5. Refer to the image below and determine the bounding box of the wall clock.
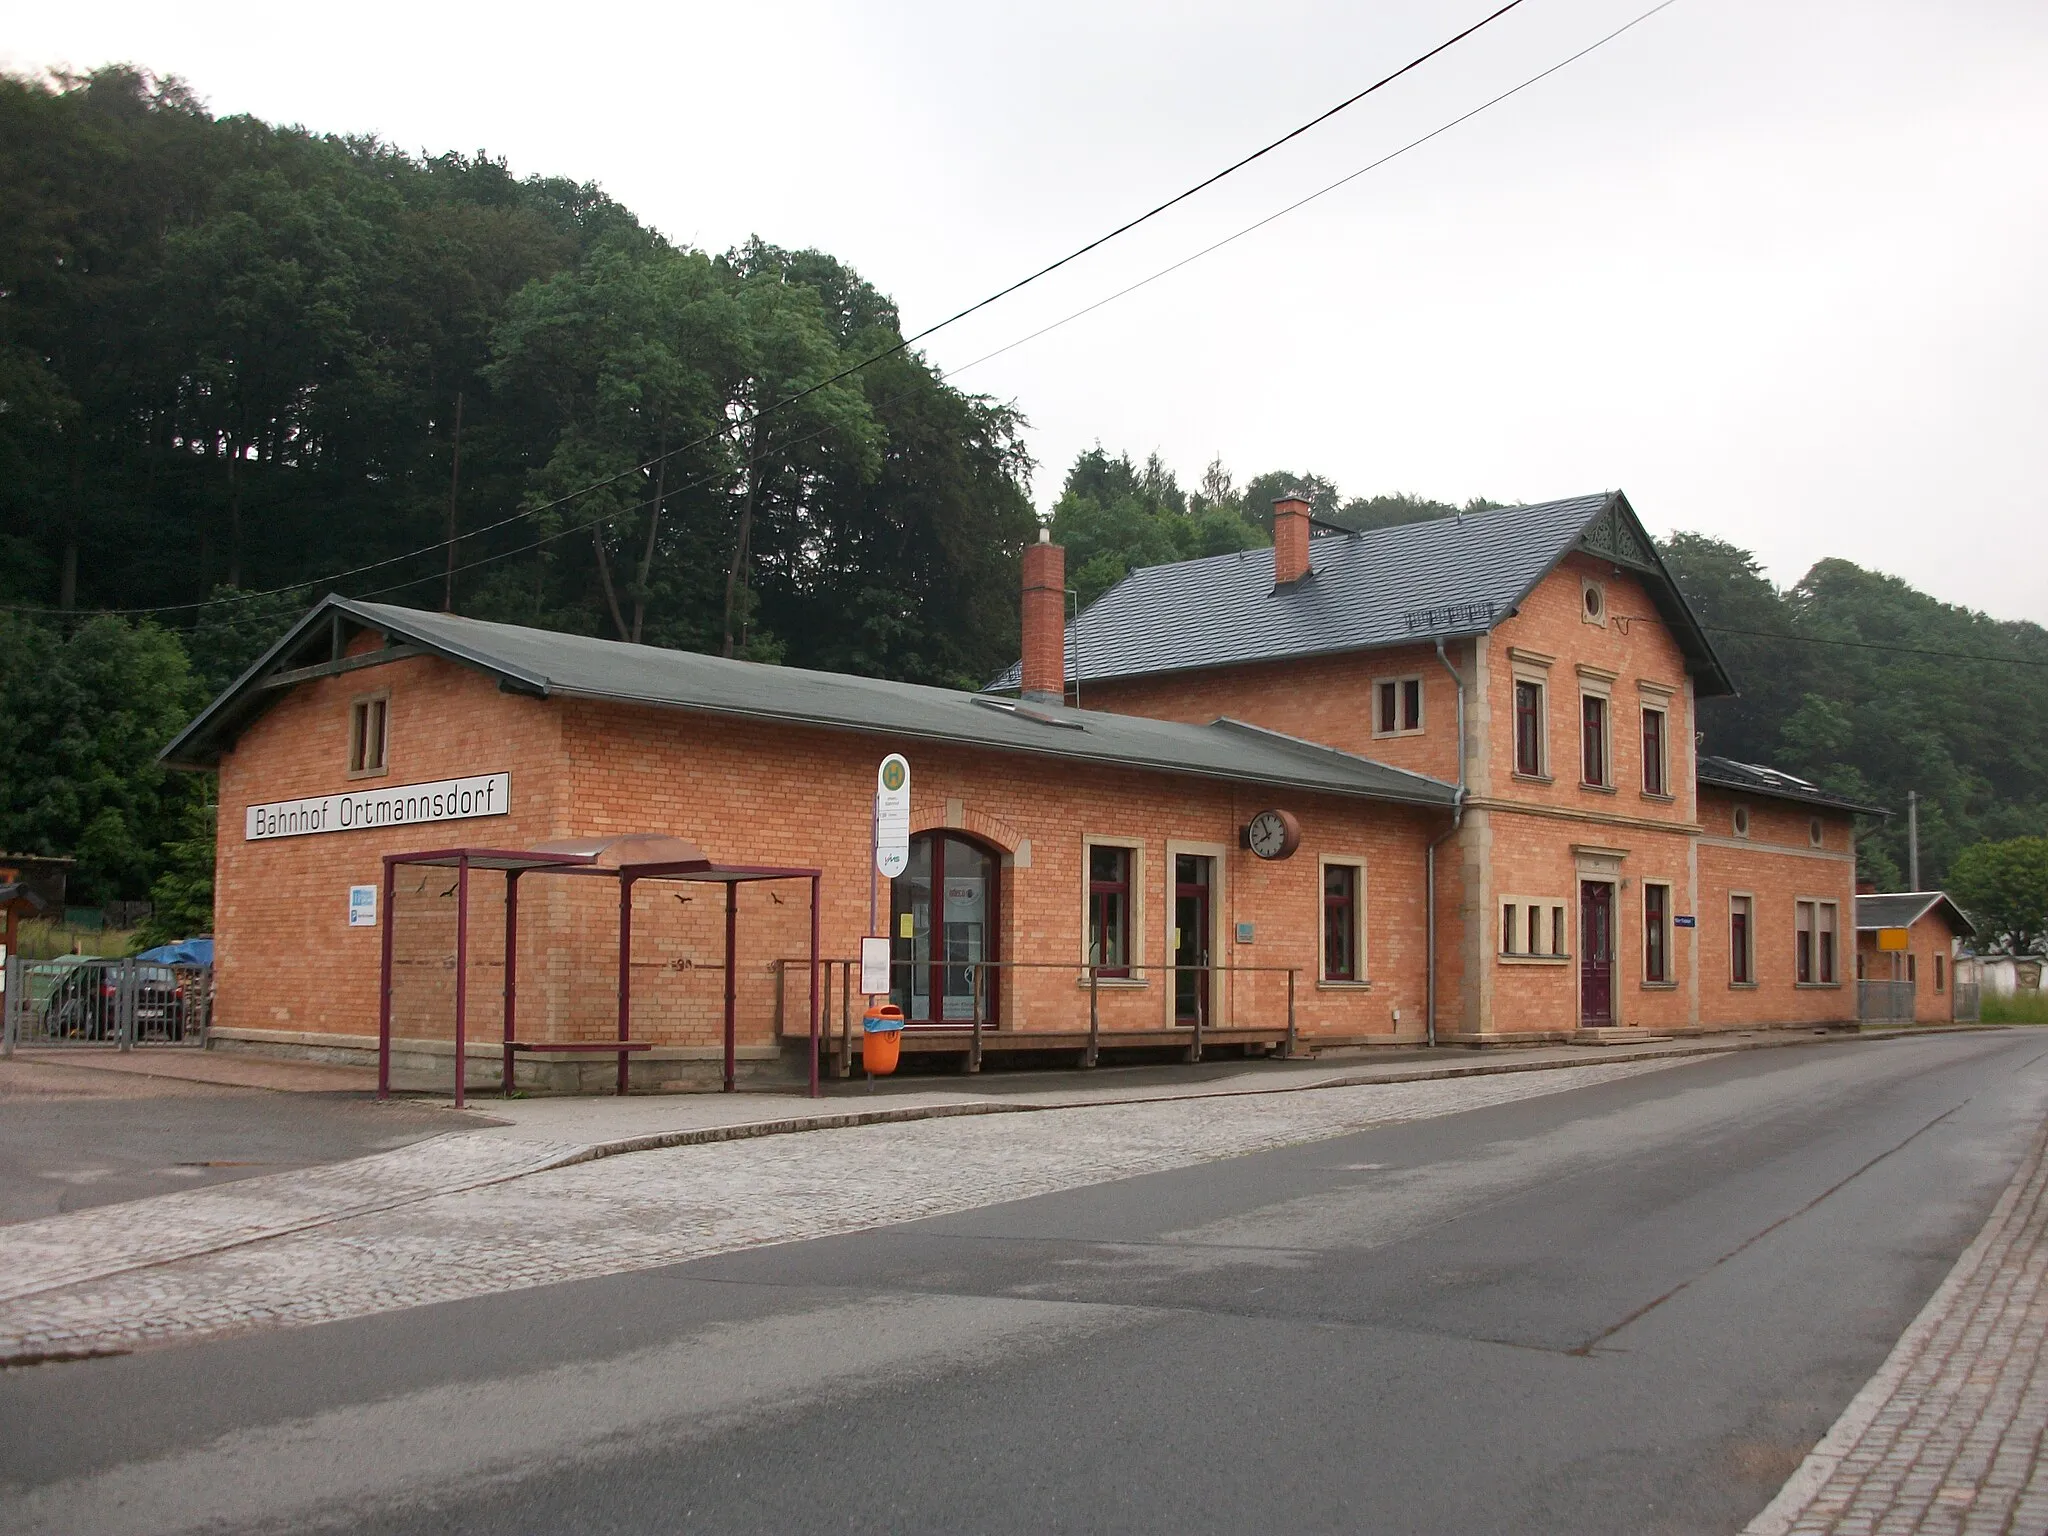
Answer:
[1243,809,1302,860]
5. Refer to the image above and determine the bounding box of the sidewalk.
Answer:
[1746,1120,2048,1535]
[5,1048,379,1095]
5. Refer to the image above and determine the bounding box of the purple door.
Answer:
[1580,881,1614,1026]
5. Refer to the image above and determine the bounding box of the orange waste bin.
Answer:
[862,1004,904,1075]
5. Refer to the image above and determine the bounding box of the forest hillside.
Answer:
[3,69,2041,908]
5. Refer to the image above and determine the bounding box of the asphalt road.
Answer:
[4,1031,2044,1535]
[0,1090,458,1223]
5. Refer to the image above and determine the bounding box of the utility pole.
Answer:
[1908,790,1920,891]
[443,392,464,613]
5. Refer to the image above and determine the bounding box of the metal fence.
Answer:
[1953,981,1982,1023]
[1857,979,1917,1025]
[1,956,213,1053]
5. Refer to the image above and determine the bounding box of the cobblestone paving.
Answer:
[1748,1125,2048,1536]
[0,1132,583,1313]
[0,1057,1682,1362]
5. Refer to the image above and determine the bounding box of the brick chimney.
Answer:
[1020,528,1066,705]
[1857,879,1878,895]
[1273,492,1311,585]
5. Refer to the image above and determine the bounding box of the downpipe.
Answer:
[1426,639,1469,1050]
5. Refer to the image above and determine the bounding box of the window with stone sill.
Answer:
[1581,693,1610,788]
[1087,844,1134,979]
[1514,679,1545,777]
[1501,897,1569,959]
[1730,894,1756,984]
[349,694,389,776]
[1374,677,1424,737]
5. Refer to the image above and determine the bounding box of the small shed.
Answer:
[1854,891,1975,1023]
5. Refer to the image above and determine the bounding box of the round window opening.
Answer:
[1810,817,1824,847]
[1733,805,1751,837]
[1584,584,1604,619]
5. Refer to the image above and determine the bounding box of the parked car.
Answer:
[35,956,116,1040]
[33,956,203,1042]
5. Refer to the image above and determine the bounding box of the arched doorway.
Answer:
[890,832,1001,1025]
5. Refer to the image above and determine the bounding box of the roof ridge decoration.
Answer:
[1577,497,1659,572]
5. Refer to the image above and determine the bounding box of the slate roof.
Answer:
[1696,755,1891,817]
[1855,892,1975,937]
[162,597,1457,808]
[990,491,1734,696]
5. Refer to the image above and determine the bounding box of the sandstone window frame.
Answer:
[1795,896,1841,987]
[1637,679,1675,802]
[1499,892,1570,965]
[347,690,390,779]
[1580,576,1608,628]
[1509,647,1555,782]
[1317,854,1370,987]
[1731,803,1751,839]
[1372,675,1425,739]
[1729,892,1758,987]
[1642,880,1674,987]
[1577,664,1618,793]
[1079,835,1147,988]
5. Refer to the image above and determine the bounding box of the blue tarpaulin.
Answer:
[135,938,213,966]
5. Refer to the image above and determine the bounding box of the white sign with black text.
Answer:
[860,935,893,996]
[245,773,511,841]
[874,754,911,878]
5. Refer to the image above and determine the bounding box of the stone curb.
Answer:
[1740,1114,2048,1534]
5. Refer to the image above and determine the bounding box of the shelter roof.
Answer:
[987,491,1734,696]
[1855,892,1976,937]
[385,837,811,883]
[163,598,1458,810]
[1696,755,1891,817]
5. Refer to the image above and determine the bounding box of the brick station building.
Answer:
[163,490,1888,1090]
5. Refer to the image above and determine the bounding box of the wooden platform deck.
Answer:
[780,1022,1293,1075]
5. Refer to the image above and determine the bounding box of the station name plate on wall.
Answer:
[245,773,511,841]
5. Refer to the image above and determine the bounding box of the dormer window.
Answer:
[1374,676,1423,737]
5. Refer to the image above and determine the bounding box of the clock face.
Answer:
[1247,810,1300,860]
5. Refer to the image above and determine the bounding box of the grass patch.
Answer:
[1982,992,2048,1025]
[10,920,141,961]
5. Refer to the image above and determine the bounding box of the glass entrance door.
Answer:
[890,834,999,1025]
[1174,854,1213,1025]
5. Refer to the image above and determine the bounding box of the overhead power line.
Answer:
[941,0,1689,375]
[336,0,1698,610]
[3,1,1537,620]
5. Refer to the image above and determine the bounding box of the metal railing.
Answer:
[1,956,214,1054]
[774,957,1301,1075]
[1857,978,1917,1025]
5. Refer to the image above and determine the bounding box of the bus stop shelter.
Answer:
[374,834,823,1107]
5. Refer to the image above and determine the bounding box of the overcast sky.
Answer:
[7,0,2044,621]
